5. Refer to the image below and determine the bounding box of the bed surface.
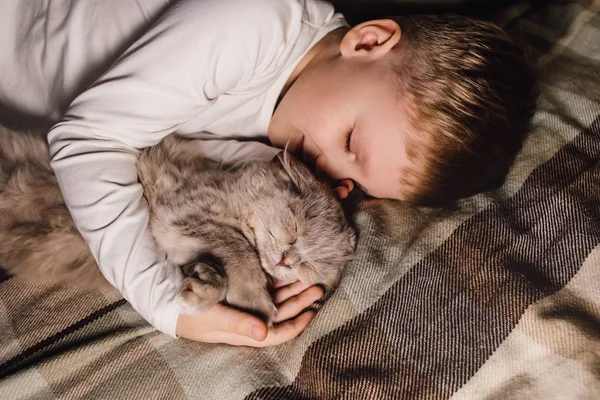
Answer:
[1,0,600,398]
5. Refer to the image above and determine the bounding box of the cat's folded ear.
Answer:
[273,151,313,189]
[240,215,257,247]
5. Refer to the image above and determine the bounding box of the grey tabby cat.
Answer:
[0,126,356,324]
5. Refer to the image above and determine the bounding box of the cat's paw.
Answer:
[253,294,278,327]
[226,287,277,326]
[179,261,227,315]
[264,301,278,327]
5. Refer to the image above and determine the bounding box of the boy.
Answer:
[0,0,536,346]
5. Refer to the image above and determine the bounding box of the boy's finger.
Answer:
[273,279,293,289]
[262,310,315,346]
[195,331,258,345]
[334,179,354,200]
[209,304,269,341]
[199,311,316,347]
[273,280,311,304]
[178,304,268,341]
[274,285,324,323]
[340,179,354,192]
[334,186,349,200]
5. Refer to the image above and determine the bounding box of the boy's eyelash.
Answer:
[345,128,353,152]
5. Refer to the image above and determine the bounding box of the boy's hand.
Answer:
[334,179,354,200]
[175,281,323,346]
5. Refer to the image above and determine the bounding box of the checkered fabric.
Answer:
[1,1,599,398]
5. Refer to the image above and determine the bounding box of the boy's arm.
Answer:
[47,0,276,336]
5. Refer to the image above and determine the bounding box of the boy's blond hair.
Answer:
[389,15,537,206]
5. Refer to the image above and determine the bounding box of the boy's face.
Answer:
[268,55,410,200]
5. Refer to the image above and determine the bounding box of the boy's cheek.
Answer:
[313,157,332,178]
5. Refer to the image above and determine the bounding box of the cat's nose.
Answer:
[277,256,292,268]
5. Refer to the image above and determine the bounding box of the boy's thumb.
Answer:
[217,305,267,341]
[248,324,268,341]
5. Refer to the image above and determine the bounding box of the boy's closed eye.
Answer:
[344,126,359,163]
[344,127,353,153]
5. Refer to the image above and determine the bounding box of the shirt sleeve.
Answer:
[47,0,287,337]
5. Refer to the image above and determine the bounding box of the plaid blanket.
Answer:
[1,1,600,398]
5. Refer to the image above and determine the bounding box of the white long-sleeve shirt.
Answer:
[0,0,347,337]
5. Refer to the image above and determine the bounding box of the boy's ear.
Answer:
[340,19,401,59]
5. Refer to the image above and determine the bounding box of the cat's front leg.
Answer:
[224,258,278,326]
[174,226,277,325]
[179,257,228,315]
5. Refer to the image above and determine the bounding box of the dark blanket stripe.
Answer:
[248,116,600,400]
[0,267,11,284]
[0,299,127,379]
